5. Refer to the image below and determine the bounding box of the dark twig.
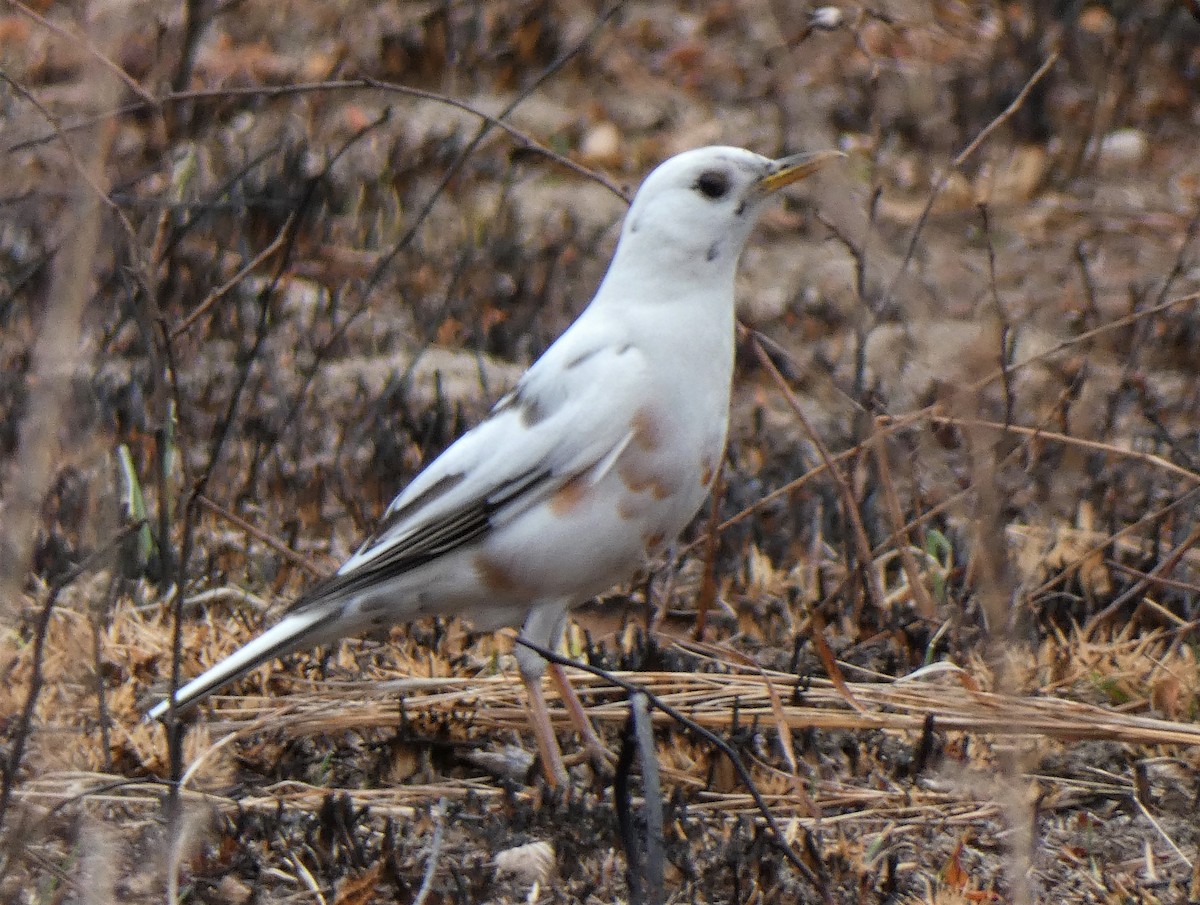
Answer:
[1083,524,1200,640]
[0,522,144,830]
[693,460,724,641]
[879,50,1060,314]
[0,586,62,829]
[195,494,330,578]
[169,216,295,339]
[615,692,664,905]
[748,331,887,613]
[516,639,832,905]
[976,203,1015,428]
[5,79,630,203]
[163,157,322,822]
[4,0,156,104]
[360,2,627,303]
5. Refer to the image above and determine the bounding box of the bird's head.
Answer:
[613,145,843,277]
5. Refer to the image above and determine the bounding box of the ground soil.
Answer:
[2,1,1200,903]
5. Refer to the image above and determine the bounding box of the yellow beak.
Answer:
[756,149,845,195]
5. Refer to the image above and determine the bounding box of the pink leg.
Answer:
[521,670,568,787]
[548,661,613,769]
[517,601,614,784]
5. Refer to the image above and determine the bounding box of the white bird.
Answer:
[149,145,841,785]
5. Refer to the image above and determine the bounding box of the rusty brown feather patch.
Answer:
[548,473,590,516]
[630,407,662,452]
[473,554,522,595]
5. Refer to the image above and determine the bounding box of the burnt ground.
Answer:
[3,1,1200,902]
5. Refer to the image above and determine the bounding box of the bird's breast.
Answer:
[610,396,728,549]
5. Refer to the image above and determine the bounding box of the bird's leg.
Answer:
[518,602,613,783]
[518,657,568,787]
[547,660,613,773]
[516,603,571,787]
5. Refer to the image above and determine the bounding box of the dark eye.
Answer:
[694,170,730,199]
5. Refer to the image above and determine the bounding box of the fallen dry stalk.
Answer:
[13,769,1003,825]
[21,658,1200,825]
[924,415,1200,486]
[176,662,1200,750]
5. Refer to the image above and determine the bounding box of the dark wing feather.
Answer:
[289,466,550,612]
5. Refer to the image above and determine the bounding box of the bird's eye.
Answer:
[694,170,730,199]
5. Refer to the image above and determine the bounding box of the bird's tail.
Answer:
[145,604,346,722]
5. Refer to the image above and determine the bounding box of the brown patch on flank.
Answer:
[549,474,589,516]
[642,530,665,551]
[699,458,715,488]
[631,407,662,452]
[619,465,650,494]
[474,554,520,594]
[619,463,673,500]
[618,497,639,520]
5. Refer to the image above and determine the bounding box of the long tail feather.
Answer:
[146,605,345,721]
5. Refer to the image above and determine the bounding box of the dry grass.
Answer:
[3,0,1200,902]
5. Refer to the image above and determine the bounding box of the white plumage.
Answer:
[149,145,841,785]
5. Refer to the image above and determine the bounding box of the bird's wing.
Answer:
[295,331,649,608]
[146,332,649,721]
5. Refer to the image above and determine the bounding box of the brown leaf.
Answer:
[1151,674,1182,719]
[333,864,383,905]
[942,836,969,888]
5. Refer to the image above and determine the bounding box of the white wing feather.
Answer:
[337,324,647,577]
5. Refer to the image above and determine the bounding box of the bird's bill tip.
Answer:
[757,149,845,194]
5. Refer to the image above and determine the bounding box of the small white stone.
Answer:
[1096,128,1148,166]
[215,875,254,905]
[494,840,555,886]
[810,6,844,29]
[580,121,623,168]
[462,744,536,782]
